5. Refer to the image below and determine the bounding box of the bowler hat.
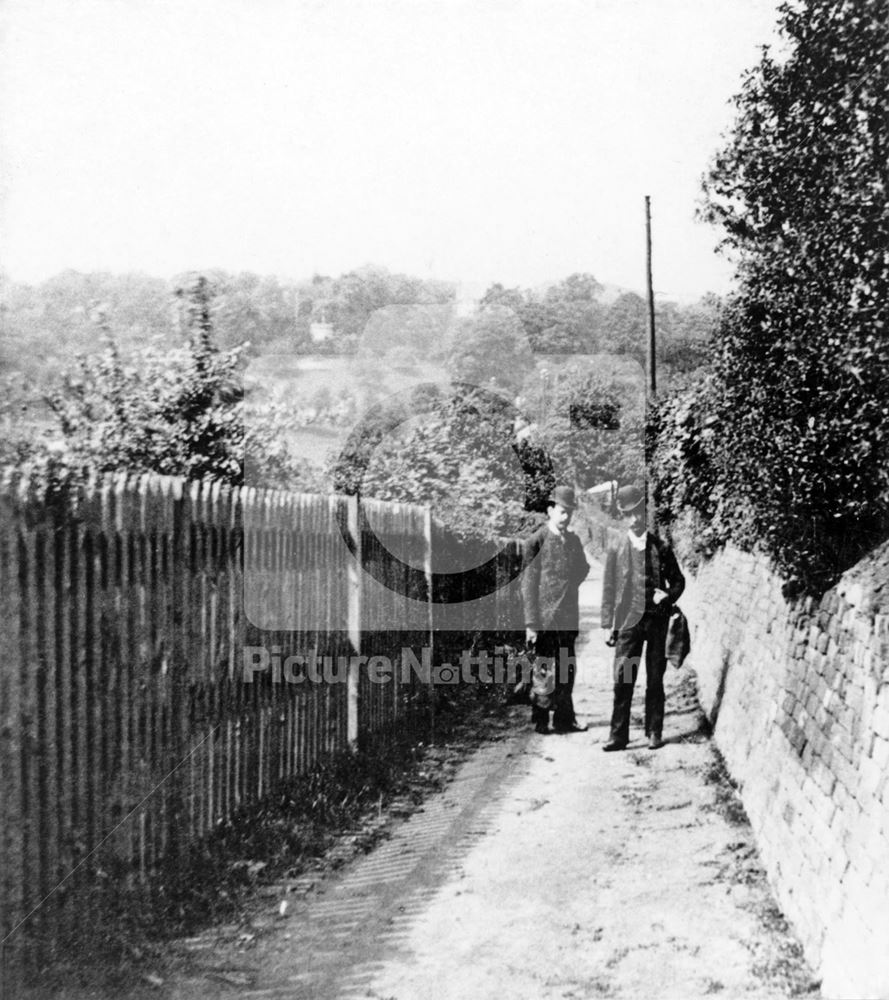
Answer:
[548,485,577,510]
[615,484,644,514]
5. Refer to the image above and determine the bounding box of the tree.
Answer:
[659,0,889,588]
[601,292,647,363]
[658,295,719,383]
[206,271,303,353]
[549,273,603,304]
[357,303,453,366]
[478,274,605,355]
[337,384,539,539]
[324,266,456,353]
[446,307,535,397]
[538,364,646,490]
[41,273,319,492]
[0,270,174,394]
[479,283,526,314]
[47,275,246,482]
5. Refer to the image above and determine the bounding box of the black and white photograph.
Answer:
[1,1,887,997]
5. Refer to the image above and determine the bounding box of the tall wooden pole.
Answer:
[645,196,657,399]
[644,196,657,528]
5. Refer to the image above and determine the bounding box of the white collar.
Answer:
[546,522,566,538]
[627,528,648,551]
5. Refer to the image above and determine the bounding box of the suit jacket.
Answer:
[521,525,590,633]
[600,532,685,632]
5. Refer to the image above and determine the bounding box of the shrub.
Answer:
[27,274,320,494]
[655,0,889,590]
[332,384,543,539]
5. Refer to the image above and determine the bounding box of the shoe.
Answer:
[534,724,550,735]
[554,723,588,734]
[602,740,627,752]
[648,733,663,750]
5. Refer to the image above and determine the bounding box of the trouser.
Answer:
[609,612,668,743]
[530,631,577,731]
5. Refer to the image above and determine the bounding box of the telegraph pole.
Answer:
[644,196,657,528]
[645,195,657,399]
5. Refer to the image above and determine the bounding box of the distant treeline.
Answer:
[0,265,717,392]
[476,277,716,377]
[0,265,720,537]
[0,267,455,381]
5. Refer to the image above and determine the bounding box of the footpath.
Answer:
[92,560,820,1000]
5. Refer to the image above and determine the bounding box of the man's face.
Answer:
[548,502,572,532]
[622,505,646,533]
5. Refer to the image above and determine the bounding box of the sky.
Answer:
[0,0,783,301]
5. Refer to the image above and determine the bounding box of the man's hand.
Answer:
[604,627,617,647]
[653,588,669,605]
[525,627,538,646]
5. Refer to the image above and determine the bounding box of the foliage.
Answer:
[193,270,306,353]
[655,0,889,589]
[243,406,332,493]
[45,276,246,483]
[303,266,456,354]
[0,371,51,465]
[0,270,173,397]
[331,294,654,536]
[481,274,603,355]
[0,266,456,417]
[540,363,647,490]
[32,274,321,492]
[1,262,716,514]
[332,384,543,538]
[2,265,713,475]
[650,384,727,567]
[446,307,535,396]
[478,274,716,380]
[601,291,647,362]
[357,303,453,367]
[656,294,720,378]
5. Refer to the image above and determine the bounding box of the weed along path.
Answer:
[77,562,818,1000]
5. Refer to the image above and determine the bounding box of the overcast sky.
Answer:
[1,0,782,300]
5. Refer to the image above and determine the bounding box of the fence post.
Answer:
[424,507,435,742]
[346,494,361,748]
[0,483,24,991]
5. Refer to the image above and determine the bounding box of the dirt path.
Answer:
[95,561,819,1000]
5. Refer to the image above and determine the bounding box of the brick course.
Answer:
[681,540,889,1000]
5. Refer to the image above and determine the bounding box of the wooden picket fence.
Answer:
[0,470,526,987]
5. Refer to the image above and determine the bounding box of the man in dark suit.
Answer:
[601,484,685,751]
[522,485,590,734]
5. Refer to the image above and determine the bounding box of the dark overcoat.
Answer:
[521,525,590,633]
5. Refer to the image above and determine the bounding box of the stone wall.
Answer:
[681,541,889,999]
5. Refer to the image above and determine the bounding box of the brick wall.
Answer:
[681,541,889,1000]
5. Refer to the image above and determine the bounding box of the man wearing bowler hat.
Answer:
[522,485,590,734]
[601,483,685,751]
